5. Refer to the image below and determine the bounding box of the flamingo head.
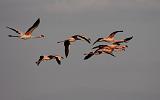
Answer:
[40,34,45,38]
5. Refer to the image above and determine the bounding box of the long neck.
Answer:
[114,39,124,43]
[31,35,43,39]
[8,35,19,37]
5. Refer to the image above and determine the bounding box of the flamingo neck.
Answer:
[31,35,44,39]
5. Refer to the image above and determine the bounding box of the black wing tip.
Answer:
[92,46,99,49]
[65,53,68,58]
[65,47,69,58]
[92,45,107,49]
[92,42,96,45]
[84,56,92,60]
[56,61,61,65]
[129,36,133,40]
[92,45,101,49]
[8,35,12,37]
[112,30,123,33]
[37,18,40,21]
[37,18,40,23]
[92,38,100,45]
[84,52,94,60]
[77,35,91,44]
[64,40,70,58]
[55,57,62,65]
[37,18,40,22]
[34,18,40,25]
[115,30,123,32]
[84,56,89,60]
[35,61,40,66]
[58,62,61,65]
[124,36,133,42]
[86,38,91,43]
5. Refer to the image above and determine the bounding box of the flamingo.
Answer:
[6,18,45,40]
[57,34,91,57]
[109,36,133,51]
[92,43,128,52]
[84,45,115,60]
[35,55,64,66]
[93,31,123,45]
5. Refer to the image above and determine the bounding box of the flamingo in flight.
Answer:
[93,31,133,45]
[57,34,91,58]
[36,55,64,66]
[109,36,133,51]
[6,18,45,40]
[93,31,123,45]
[89,36,133,59]
[84,45,115,60]
[92,43,128,53]
[92,35,133,52]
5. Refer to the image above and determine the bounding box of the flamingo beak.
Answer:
[41,35,45,38]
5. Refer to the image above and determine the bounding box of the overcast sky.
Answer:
[1,0,160,100]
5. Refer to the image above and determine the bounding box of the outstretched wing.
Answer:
[6,26,21,34]
[92,45,109,49]
[64,40,70,58]
[113,36,133,44]
[112,41,123,45]
[77,35,91,44]
[84,52,94,60]
[55,57,61,65]
[92,38,103,45]
[124,36,133,43]
[36,56,43,66]
[107,31,123,38]
[25,18,40,35]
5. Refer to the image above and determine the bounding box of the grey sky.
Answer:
[1,0,160,100]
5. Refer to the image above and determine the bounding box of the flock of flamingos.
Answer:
[6,18,133,66]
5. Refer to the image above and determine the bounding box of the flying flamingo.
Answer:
[57,34,91,57]
[36,55,64,66]
[84,45,115,60]
[7,18,45,40]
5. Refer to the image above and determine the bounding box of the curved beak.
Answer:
[41,34,45,38]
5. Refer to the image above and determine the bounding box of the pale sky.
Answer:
[1,0,160,100]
